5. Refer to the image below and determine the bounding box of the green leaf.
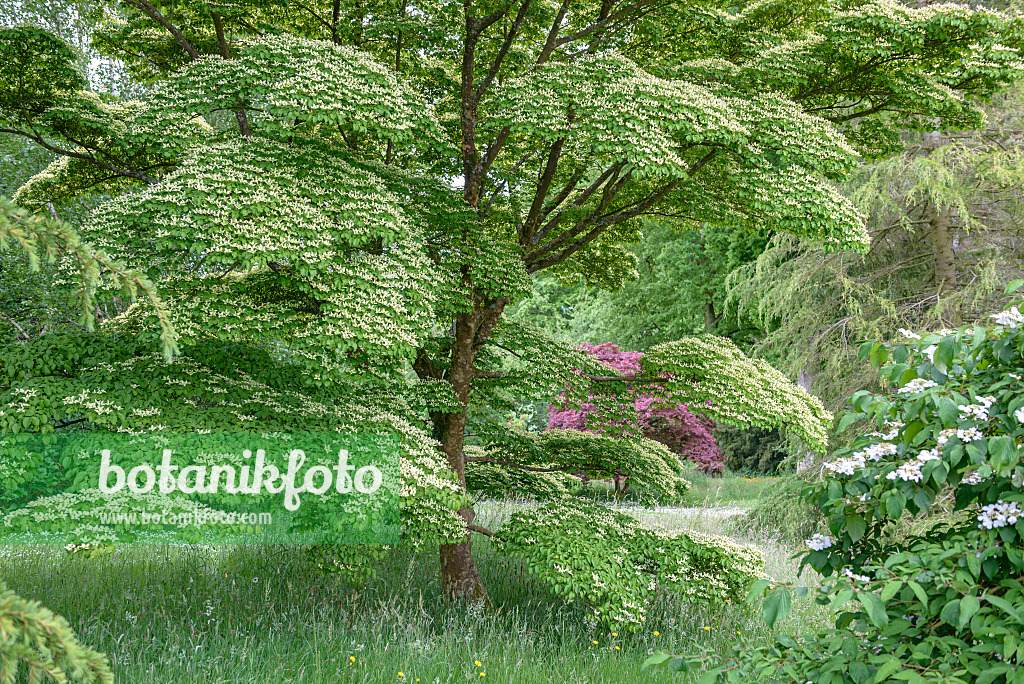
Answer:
[641,653,672,670]
[907,581,928,608]
[762,587,792,628]
[847,515,867,542]
[880,581,903,602]
[885,491,906,519]
[837,412,866,433]
[667,658,690,672]
[932,336,958,373]
[857,591,889,628]
[746,578,771,603]
[938,397,959,426]
[695,669,722,684]
[873,659,903,682]
[958,595,979,629]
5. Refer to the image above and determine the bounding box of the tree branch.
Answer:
[537,0,571,64]
[554,0,660,48]
[0,128,158,185]
[211,12,252,137]
[519,137,565,244]
[121,0,200,60]
[530,161,623,246]
[473,0,534,103]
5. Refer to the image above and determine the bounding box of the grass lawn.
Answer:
[0,498,824,683]
[581,470,779,509]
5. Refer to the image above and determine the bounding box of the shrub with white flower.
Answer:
[653,288,1024,683]
[496,498,765,629]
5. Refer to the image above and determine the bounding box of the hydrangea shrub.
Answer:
[646,295,1024,682]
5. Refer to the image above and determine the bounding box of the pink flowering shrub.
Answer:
[547,343,724,473]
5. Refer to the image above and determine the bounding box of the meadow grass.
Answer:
[0,501,828,683]
[581,470,779,509]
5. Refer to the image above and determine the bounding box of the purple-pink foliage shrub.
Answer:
[547,342,724,474]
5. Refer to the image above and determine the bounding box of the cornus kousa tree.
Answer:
[648,289,1024,681]
[1,0,1022,608]
[547,343,725,475]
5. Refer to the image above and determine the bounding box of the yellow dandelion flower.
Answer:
[704,626,710,631]
[611,632,617,637]
[350,656,356,663]
[480,673,486,677]
[653,631,660,636]
[592,640,599,645]
[614,646,620,651]
[475,661,481,667]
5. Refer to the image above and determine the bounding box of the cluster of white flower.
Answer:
[937,428,957,446]
[977,501,1021,529]
[956,427,984,442]
[829,441,899,475]
[842,568,871,583]
[862,442,898,461]
[959,396,995,421]
[962,470,987,485]
[805,533,833,551]
[825,453,865,475]
[990,307,1024,328]
[1015,407,1024,424]
[897,328,921,340]
[887,462,923,482]
[885,448,940,482]
[898,378,937,394]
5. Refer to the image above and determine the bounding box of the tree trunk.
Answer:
[425,300,508,600]
[920,125,956,293]
[704,297,719,333]
[925,199,956,293]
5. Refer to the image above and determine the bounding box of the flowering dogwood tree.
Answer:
[1,0,1022,605]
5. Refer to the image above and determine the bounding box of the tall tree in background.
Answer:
[726,81,1024,408]
[1,0,1021,601]
[507,222,769,349]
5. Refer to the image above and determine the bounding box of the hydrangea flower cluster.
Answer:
[773,314,1024,682]
[989,306,1023,327]
[958,396,995,421]
[805,533,833,551]
[961,470,987,485]
[897,377,937,394]
[977,500,1021,529]
[824,440,898,475]
[884,448,940,483]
